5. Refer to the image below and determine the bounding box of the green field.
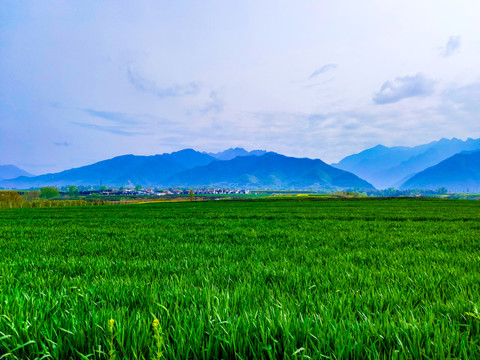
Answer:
[1,198,480,359]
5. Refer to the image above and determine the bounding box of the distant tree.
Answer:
[119,186,125,191]
[435,187,448,194]
[24,190,40,201]
[0,191,24,208]
[40,186,59,199]
[68,186,79,197]
[135,184,142,191]
[189,189,195,201]
[381,188,398,197]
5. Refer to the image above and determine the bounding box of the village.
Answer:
[77,188,251,197]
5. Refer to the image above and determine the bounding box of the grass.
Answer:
[0,198,479,359]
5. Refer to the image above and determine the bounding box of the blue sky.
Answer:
[1,0,480,174]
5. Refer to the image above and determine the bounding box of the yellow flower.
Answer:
[108,319,115,333]
[152,318,164,359]
[107,319,116,360]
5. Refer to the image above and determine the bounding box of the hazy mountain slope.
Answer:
[334,138,480,188]
[0,149,216,188]
[206,148,267,160]
[0,165,33,180]
[163,149,217,166]
[0,150,374,190]
[168,152,374,190]
[401,151,480,192]
[115,149,215,186]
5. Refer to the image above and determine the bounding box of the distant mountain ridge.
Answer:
[0,149,373,190]
[401,150,480,192]
[0,165,33,180]
[0,149,215,188]
[333,137,480,189]
[6,139,479,191]
[205,147,267,160]
[168,152,374,190]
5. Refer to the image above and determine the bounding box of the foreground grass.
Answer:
[0,198,480,359]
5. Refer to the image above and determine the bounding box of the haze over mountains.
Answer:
[168,152,373,190]
[401,150,480,192]
[0,149,214,188]
[205,148,267,161]
[333,138,480,189]
[0,165,33,180]
[2,138,480,192]
[0,149,373,191]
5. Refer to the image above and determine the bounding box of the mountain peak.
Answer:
[168,151,374,190]
[206,148,267,161]
[401,150,480,192]
[334,137,480,189]
[0,165,34,180]
[0,149,373,190]
[170,148,198,155]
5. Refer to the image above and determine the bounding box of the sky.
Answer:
[1,0,480,174]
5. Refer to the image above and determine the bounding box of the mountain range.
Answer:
[168,152,373,190]
[333,137,480,189]
[0,149,373,190]
[0,165,33,180]
[3,138,480,192]
[0,149,213,188]
[401,150,480,192]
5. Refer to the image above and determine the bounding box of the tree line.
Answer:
[0,186,107,208]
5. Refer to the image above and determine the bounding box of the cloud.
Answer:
[127,67,202,98]
[77,108,175,137]
[441,35,461,57]
[84,109,140,125]
[72,122,145,136]
[54,141,69,147]
[308,64,337,79]
[201,91,224,114]
[373,73,435,105]
[442,81,480,115]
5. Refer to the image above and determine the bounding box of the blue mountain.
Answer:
[333,138,480,189]
[401,151,480,192]
[0,150,374,190]
[0,165,33,180]
[167,152,374,190]
[0,149,215,188]
[205,147,267,160]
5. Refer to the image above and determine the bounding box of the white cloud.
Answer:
[308,64,337,79]
[441,35,461,57]
[127,67,202,99]
[373,74,435,105]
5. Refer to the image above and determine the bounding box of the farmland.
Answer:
[1,198,480,359]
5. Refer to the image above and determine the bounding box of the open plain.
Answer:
[1,198,479,359]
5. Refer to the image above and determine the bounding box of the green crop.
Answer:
[0,198,479,359]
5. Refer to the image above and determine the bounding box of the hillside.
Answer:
[333,138,480,188]
[167,152,374,190]
[1,150,374,190]
[401,151,480,192]
[0,165,33,180]
[0,149,215,188]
